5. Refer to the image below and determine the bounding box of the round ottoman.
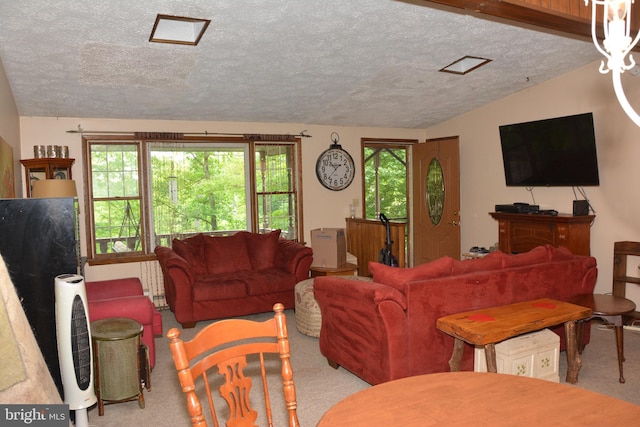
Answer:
[295,279,321,337]
[294,275,373,337]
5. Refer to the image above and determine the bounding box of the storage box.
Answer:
[474,328,560,382]
[311,228,346,268]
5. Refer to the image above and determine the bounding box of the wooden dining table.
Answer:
[316,372,640,426]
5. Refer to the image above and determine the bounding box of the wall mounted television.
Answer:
[499,112,600,186]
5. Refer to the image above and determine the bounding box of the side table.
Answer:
[91,317,148,415]
[310,262,358,277]
[571,293,636,383]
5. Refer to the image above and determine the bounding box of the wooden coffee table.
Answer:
[436,298,592,383]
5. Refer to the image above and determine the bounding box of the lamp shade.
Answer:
[32,179,78,198]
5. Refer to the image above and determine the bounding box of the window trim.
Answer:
[82,135,303,265]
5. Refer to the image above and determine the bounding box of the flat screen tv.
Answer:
[499,112,600,186]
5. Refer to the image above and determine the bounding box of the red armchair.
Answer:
[85,277,162,368]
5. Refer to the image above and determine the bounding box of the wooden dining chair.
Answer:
[167,303,300,427]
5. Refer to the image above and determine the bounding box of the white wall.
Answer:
[0,57,21,196]
[18,60,640,308]
[18,117,424,282]
[425,60,640,305]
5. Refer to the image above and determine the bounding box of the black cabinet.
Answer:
[0,197,78,397]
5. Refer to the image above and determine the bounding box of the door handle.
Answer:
[448,220,460,226]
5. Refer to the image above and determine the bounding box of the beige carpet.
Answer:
[87,309,640,426]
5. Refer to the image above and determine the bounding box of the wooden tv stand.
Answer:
[489,212,594,256]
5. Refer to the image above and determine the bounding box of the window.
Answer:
[255,143,299,240]
[362,139,413,221]
[83,136,302,264]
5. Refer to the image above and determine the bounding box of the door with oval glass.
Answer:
[412,137,460,265]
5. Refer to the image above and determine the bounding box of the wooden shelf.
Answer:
[20,158,75,197]
[345,218,406,277]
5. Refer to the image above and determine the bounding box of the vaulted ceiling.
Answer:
[0,1,603,128]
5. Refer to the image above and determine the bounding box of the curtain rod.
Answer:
[66,125,312,139]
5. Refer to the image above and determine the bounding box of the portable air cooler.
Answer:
[55,274,96,427]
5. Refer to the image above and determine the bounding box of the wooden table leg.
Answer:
[564,320,582,384]
[576,320,586,354]
[613,320,626,384]
[598,314,627,384]
[484,343,497,373]
[448,338,465,372]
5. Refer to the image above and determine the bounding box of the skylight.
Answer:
[149,14,210,46]
[439,56,492,75]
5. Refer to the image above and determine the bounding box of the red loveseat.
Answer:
[155,230,313,328]
[314,245,597,385]
[86,277,163,368]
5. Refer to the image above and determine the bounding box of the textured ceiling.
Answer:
[0,1,601,129]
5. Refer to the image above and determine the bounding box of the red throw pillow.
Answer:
[172,234,206,275]
[204,233,252,275]
[369,256,454,291]
[243,230,281,270]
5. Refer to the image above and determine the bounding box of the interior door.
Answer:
[412,137,461,265]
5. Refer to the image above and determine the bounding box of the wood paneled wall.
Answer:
[345,218,406,277]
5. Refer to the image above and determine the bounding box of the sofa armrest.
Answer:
[315,276,407,309]
[88,295,155,325]
[86,277,143,301]
[275,239,313,280]
[155,246,194,282]
[314,276,409,384]
[154,246,195,317]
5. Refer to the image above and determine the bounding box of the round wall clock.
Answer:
[315,132,355,191]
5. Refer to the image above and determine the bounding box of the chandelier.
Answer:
[587,0,640,126]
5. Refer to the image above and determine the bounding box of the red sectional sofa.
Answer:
[155,230,313,328]
[314,245,597,385]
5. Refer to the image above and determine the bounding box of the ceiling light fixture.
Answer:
[149,14,211,46]
[586,0,640,126]
[439,55,492,75]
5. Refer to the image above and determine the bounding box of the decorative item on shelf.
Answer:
[315,132,355,191]
[33,145,46,158]
[46,145,57,158]
[586,0,640,127]
[31,179,77,198]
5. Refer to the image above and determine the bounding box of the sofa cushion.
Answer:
[192,275,248,301]
[369,256,454,291]
[204,233,252,275]
[501,245,549,267]
[243,229,281,270]
[550,245,575,260]
[451,251,504,275]
[172,234,207,275]
[245,268,298,295]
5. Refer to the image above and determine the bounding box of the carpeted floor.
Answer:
[86,309,640,427]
